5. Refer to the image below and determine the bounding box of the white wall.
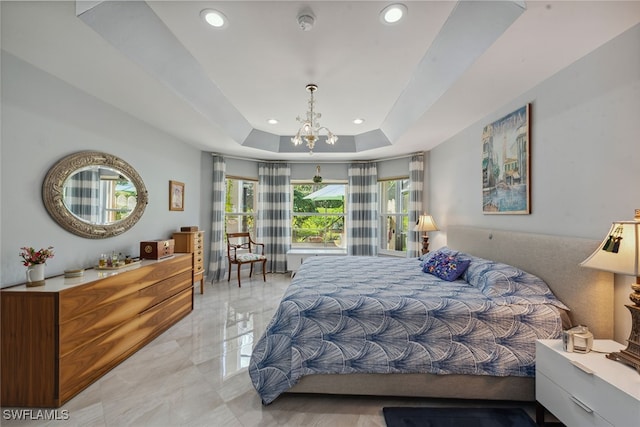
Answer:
[428,24,640,343]
[1,53,202,287]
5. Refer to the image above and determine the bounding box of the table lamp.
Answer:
[580,210,640,373]
[414,214,439,255]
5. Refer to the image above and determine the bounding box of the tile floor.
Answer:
[2,273,538,426]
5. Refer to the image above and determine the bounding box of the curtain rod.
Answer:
[210,151,424,164]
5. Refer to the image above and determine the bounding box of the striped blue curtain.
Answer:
[408,154,424,258]
[257,162,291,273]
[208,156,226,282]
[347,162,378,256]
[66,170,100,223]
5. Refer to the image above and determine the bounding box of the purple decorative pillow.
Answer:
[422,252,470,282]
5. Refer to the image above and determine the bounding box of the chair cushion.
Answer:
[235,253,266,262]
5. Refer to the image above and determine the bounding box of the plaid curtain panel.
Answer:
[208,156,226,282]
[66,169,100,223]
[347,162,378,256]
[257,162,291,273]
[408,154,424,258]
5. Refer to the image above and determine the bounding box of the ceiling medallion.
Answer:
[291,84,338,154]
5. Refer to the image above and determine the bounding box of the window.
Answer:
[379,179,409,253]
[291,183,346,249]
[225,178,257,235]
[109,178,137,222]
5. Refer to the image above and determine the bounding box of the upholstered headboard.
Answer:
[447,226,614,339]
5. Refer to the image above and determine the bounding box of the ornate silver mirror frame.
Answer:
[42,151,148,239]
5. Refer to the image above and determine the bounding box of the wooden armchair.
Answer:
[226,232,267,287]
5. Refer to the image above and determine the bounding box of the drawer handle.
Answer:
[570,360,594,375]
[569,396,593,414]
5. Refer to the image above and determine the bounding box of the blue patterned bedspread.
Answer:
[249,256,567,404]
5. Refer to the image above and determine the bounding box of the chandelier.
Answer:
[291,84,338,153]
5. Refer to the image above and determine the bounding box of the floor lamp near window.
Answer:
[414,214,439,255]
[581,210,640,373]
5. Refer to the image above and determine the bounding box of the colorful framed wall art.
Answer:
[481,104,530,214]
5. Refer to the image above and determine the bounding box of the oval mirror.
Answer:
[43,151,148,239]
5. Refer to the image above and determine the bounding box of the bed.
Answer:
[249,226,614,404]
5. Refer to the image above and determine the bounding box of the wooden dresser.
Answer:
[173,231,205,293]
[0,254,194,408]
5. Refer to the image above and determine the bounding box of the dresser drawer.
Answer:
[173,231,203,252]
[60,296,151,357]
[194,246,204,269]
[138,269,192,301]
[59,256,192,323]
[194,260,204,274]
[59,288,192,402]
[59,269,192,356]
[537,372,612,427]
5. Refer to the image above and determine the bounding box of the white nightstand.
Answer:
[536,339,640,427]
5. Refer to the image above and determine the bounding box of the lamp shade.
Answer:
[581,216,640,372]
[414,215,439,233]
[580,220,640,276]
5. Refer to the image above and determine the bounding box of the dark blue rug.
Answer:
[383,407,536,427]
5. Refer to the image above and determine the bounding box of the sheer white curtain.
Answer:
[347,162,378,256]
[208,156,226,282]
[256,162,291,273]
[408,154,424,258]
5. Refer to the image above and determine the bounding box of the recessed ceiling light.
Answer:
[267,119,279,125]
[380,4,407,25]
[200,9,227,28]
[353,118,365,125]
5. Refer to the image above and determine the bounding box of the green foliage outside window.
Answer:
[225,179,256,234]
[292,184,345,247]
[114,179,135,221]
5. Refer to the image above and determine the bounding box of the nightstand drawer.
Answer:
[536,340,640,427]
[537,341,639,426]
[537,345,603,410]
[537,372,612,427]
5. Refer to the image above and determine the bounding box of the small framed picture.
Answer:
[169,180,184,211]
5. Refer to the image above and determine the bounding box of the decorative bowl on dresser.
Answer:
[173,230,205,294]
[0,254,194,408]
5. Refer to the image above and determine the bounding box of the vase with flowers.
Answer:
[19,246,54,287]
